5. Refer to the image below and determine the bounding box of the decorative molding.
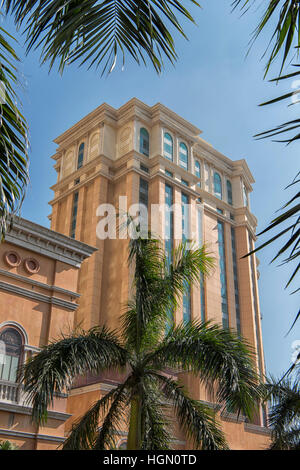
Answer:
[0,321,29,344]
[0,268,80,298]
[0,280,78,311]
[0,428,66,443]
[5,217,97,268]
[0,402,71,422]
[3,251,21,268]
[244,423,271,436]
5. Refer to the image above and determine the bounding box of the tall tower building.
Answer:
[49,98,270,449]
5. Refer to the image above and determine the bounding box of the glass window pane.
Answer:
[164,133,173,161]
[179,143,188,170]
[214,172,222,199]
[140,128,149,156]
[77,143,84,169]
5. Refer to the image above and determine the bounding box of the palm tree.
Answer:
[21,234,262,450]
[263,375,300,450]
[0,23,29,239]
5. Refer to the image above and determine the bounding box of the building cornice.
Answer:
[6,217,96,267]
[0,268,80,299]
[0,280,78,311]
[0,428,66,443]
[0,402,71,422]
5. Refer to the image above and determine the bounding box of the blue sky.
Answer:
[3,2,299,377]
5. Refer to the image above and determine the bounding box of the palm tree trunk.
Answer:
[127,395,142,450]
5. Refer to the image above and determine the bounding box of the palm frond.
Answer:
[0,24,29,238]
[153,373,228,450]
[263,376,300,450]
[21,326,128,423]
[243,173,300,328]
[93,379,130,450]
[124,236,214,353]
[62,386,118,450]
[140,375,171,450]
[4,0,200,75]
[146,321,261,420]
[232,0,300,77]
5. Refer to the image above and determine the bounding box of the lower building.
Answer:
[0,217,95,449]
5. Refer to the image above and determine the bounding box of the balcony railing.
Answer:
[0,380,25,405]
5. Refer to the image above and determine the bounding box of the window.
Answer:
[218,221,229,329]
[198,208,205,322]
[164,133,173,161]
[231,227,241,335]
[181,178,189,187]
[165,184,174,331]
[179,142,188,170]
[217,208,223,214]
[70,191,79,239]
[182,193,191,323]
[227,180,233,206]
[139,178,149,208]
[0,328,23,382]
[165,184,174,266]
[195,160,201,187]
[214,172,222,199]
[77,143,84,169]
[140,128,149,156]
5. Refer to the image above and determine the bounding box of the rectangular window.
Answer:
[70,191,79,239]
[231,227,241,335]
[139,178,149,208]
[165,170,173,178]
[182,193,191,323]
[198,208,205,322]
[165,184,174,330]
[181,178,189,187]
[218,220,229,329]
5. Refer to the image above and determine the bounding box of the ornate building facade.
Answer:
[0,99,270,449]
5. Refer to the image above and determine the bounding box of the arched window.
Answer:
[213,172,222,199]
[0,328,23,383]
[77,143,85,169]
[164,132,173,161]
[195,160,201,187]
[227,180,233,205]
[179,142,188,170]
[140,128,149,156]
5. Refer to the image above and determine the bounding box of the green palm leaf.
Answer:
[4,0,200,75]
[153,373,228,450]
[233,0,300,77]
[146,321,261,420]
[0,24,29,238]
[21,326,127,423]
[263,376,300,449]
